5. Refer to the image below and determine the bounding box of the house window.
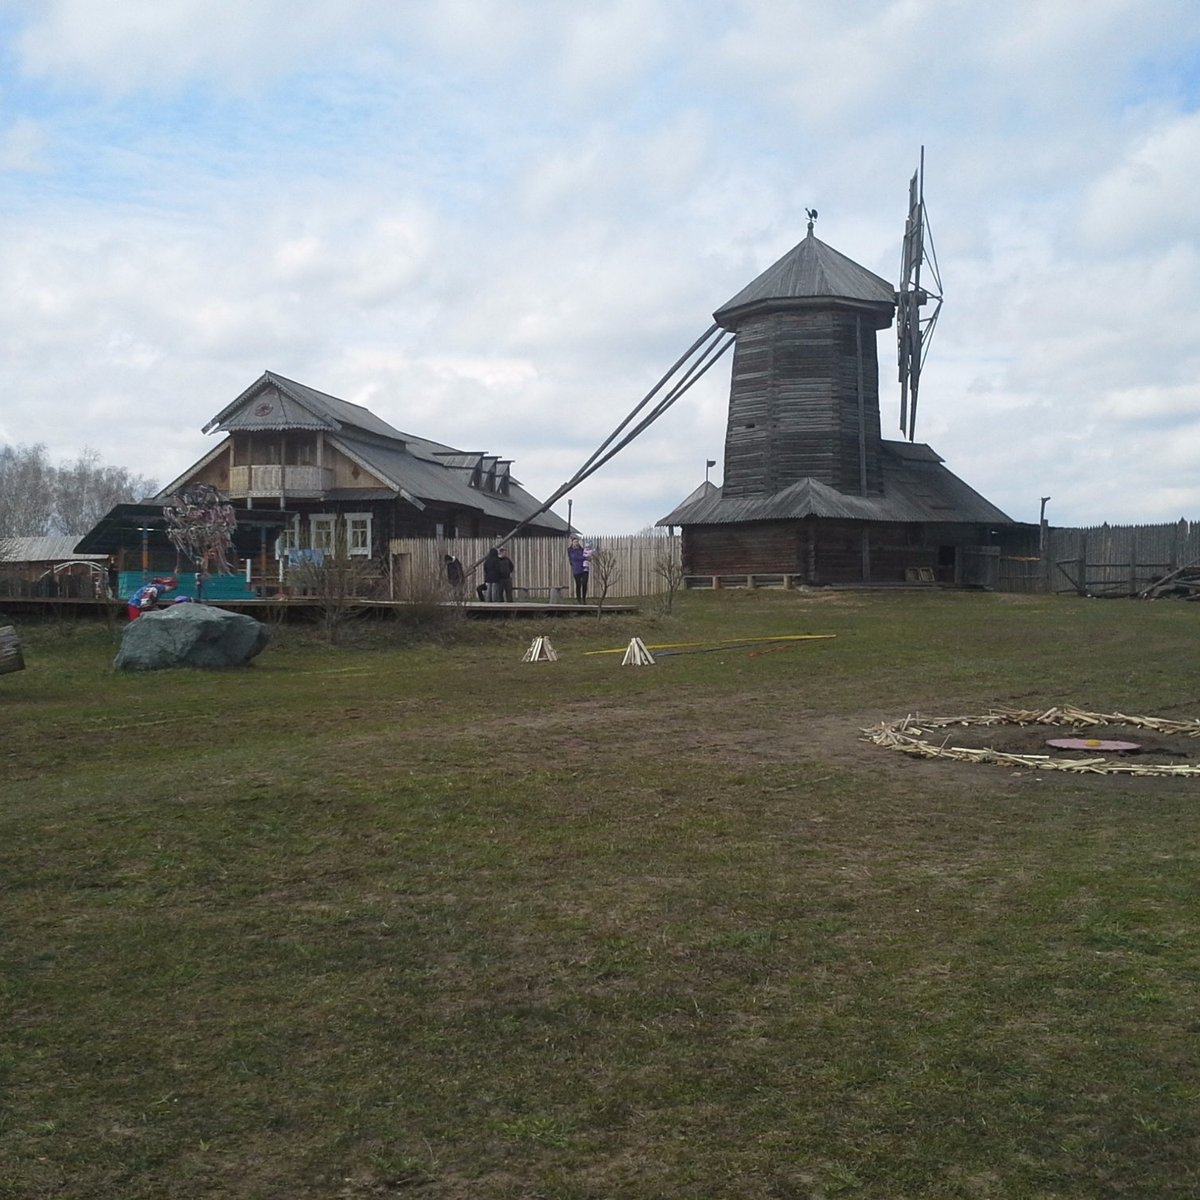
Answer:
[346,512,372,557]
[275,516,301,560]
[310,514,337,552]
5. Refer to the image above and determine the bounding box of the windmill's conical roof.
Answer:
[714,231,896,327]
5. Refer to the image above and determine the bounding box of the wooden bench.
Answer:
[512,585,567,602]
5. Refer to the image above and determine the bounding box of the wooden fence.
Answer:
[388,534,682,599]
[1040,520,1200,596]
[391,522,1200,599]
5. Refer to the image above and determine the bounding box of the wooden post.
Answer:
[1128,528,1138,597]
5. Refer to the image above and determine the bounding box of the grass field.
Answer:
[4,590,1200,1199]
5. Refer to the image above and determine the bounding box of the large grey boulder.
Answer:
[115,603,269,671]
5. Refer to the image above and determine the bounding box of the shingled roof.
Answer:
[658,441,1014,527]
[714,230,896,328]
[168,371,568,533]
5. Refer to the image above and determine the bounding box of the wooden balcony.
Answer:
[227,464,333,499]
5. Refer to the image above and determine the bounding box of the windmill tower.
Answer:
[659,154,1022,589]
[714,211,896,500]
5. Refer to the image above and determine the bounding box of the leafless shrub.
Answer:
[589,547,620,616]
[653,543,685,614]
[286,536,379,644]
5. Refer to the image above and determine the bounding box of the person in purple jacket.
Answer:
[567,536,590,602]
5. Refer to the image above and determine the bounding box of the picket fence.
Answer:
[388,533,682,599]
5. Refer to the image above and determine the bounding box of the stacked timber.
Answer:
[0,625,25,675]
[1140,559,1200,600]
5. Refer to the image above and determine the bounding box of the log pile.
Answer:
[863,705,1200,777]
[1140,559,1200,600]
[0,625,24,675]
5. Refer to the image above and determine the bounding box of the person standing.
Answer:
[482,548,504,602]
[567,536,590,602]
[497,547,515,602]
[444,553,465,599]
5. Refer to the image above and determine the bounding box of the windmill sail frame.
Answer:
[897,147,943,440]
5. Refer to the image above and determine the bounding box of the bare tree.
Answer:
[286,524,380,643]
[653,540,685,613]
[0,444,55,537]
[588,546,620,616]
[0,443,156,537]
[55,448,157,535]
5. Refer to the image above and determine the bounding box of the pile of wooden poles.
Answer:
[0,625,24,676]
[863,705,1200,777]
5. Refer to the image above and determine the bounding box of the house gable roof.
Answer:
[202,371,410,440]
[172,372,568,534]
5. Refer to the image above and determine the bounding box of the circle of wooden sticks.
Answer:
[862,705,1200,776]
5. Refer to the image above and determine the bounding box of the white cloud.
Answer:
[0,115,47,169]
[1,1,1199,530]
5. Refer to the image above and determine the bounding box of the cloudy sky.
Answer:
[2,0,1199,532]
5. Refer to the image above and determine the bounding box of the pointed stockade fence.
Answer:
[1036,521,1200,598]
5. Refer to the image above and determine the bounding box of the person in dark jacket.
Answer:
[444,553,465,599]
[497,547,515,602]
[482,548,504,602]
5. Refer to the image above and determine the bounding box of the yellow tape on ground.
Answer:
[585,634,836,655]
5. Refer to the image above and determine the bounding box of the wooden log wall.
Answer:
[682,522,801,575]
[684,519,1013,586]
[722,309,883,499]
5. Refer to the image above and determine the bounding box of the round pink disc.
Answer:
[1046,737,1141,752]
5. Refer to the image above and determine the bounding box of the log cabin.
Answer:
[155,370,569,562]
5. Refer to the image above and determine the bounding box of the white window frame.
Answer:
[345,512,373,557]
[275,515,301,561]
[310,513,337,553]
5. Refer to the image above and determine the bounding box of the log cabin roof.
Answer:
[657,441,1014,527]
[715,231,896,329]
[167,371,568,533]
[203,371,412,440]
[325,431,566,530]
[0,535,108,563]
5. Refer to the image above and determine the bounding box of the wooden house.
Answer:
[0,535,111,598]
[155,371,569,561]
[659,229,1034,586]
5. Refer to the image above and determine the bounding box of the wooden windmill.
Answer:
[658,151,1025,588]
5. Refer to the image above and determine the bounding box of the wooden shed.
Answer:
[0,536,111,599]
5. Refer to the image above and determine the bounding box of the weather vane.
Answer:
[805,207,818,235]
